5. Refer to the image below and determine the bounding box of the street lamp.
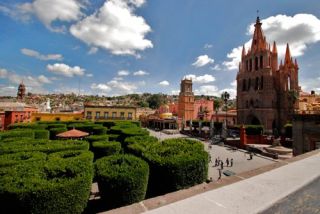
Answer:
[221,91,230,139]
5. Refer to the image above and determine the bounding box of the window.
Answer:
[255,57,258,70]
[128,112,132,119]
[36,117,41,121]
[255,77,259,90]
[87,111,92,118]
[248,79,251,90]
[260,76,264,89]
[260,55,263,68]
[96,112,100,119]
[246,60,249,71]
[120,112,125,119]
[104,112,109,119]
[55,117,60,121]
[242,79,246,91]
[249,59,252,71]
[112,112,117,119]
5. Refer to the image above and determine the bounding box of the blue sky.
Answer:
[0,0,320,97]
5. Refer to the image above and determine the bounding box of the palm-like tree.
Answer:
[221,91,230,124]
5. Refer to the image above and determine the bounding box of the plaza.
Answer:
[148,129,277,181]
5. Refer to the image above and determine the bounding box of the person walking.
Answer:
[215,158,218,167]
[218,169,222,180]
[220,161,224,170]
[226,158,229,167]
[230,158,233,167]
[250,153,253,160]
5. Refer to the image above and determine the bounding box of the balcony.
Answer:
[92,117,133,121]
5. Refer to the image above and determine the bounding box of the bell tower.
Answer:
[178,79,194,121]
[17,82,26,100]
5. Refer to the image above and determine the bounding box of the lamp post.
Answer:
[221,91,230,139]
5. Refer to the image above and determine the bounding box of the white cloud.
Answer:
[230,80,237,88]
[21,48,63,61]
[86,73,93,77]
[133,70,149,76]
[38,75,52,84]
[70,0,153,56]
[223,14,320,70]
[0,67,52,94]
[192,55,214,67]
[0,85,17,96]
[211,64,222,71]
[159,80,169,86]
[113,76,123,81]
[118,70,130,76]
[219,88,236,99]
[17,0,85,32]
[171,90,180,95]
[91,79,138,96]
[194,85,219,96]
[184,74,215,84]
[47,63,85,77]
[87,47,98,55]
[204,44,213,49]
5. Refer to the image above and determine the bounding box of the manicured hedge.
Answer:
[47,123,67,129]
[109,126,149,143]
[245,125,264,135]
[92,126,107,135]
[95,154,149,209]
[129,138,208,197]
[85,134,109,144]
[8,123,47,130]
[0,151,47,167]
[124,135,158,150]
[48,150,94,163]
[108,134,119,142]
[49,127,68,140]
[92,141,121,159]
[0,140,89,155]
[34,129,50,140]
[67,123,101,134]
[94,121,115,129]
[0,157,93,214]
[0,130,35,141]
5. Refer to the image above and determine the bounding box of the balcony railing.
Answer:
[86,116,133,120]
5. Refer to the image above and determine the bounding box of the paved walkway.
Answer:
[148,129,276,181]
[144,151,320,214]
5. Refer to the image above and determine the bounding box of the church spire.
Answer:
[272,41,277,54]
[284,43,291,65]
[241,45,246,58]
[251,16,267,52]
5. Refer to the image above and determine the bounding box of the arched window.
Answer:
[255,77,259,90]
[242,79,246,91]
[260,55,263,68]
[260,76,264,89]
[287,76,291,91]
[248,79,251,90]
[246,60,248,71]
[249,59,252,71]
[246,100,249,108]
[255,57,258,71]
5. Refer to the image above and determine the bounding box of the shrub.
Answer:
[108,134,119,142]
[34,129,50,140]
[95,154,149,209]
[245,125,264,135]
[67,123,101,134]
[85,135,109,144]
[0,130,35,141]
[92,141,121,159]
[0,157,93,214]
[47,123,67,129]
[94,121,115,129]
[92,126,107,135]
[124,135,158,150]
[0,140,89,155]
[0,137,35,143]
[8,123,47,130]
[0,151,47,167]
[49,127,68,140]
[130,138,208,197]
[48,150,94,163]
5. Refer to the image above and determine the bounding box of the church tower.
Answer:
[236,16,299,133]
[178,79,194,121]
[17,82,26,100]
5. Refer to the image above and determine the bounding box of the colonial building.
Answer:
[31,112,84,122]
[84,104,137,121]
[237,17,299,132]
[298,91,320,114]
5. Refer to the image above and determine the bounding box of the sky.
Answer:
[0,0,320,98]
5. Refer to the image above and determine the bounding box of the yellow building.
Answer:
[31,112,84,122]
[298,91,320,114]
[84,104,137,121]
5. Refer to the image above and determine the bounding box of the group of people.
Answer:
[213,157,233,169]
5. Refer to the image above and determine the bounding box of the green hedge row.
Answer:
[129,138,208,197]
[124,135,158,150]
[85,134,109,144]
[0,151,94,214]
[8,123,47,130]
[0,130,35,141]
[245,125,264,135]
[49,127,68,140]
[0,151,47,167]
[0,140,89,155]
[95,154,149,209]
[92,141,121,159]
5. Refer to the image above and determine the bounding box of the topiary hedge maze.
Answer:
[0,120,209,211]
[95,154,149,209]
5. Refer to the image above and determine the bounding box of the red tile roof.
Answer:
[56,128,89,138]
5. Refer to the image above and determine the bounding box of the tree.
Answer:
[147,94,164,109]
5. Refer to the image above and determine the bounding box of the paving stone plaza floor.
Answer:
[148,129,277,181]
